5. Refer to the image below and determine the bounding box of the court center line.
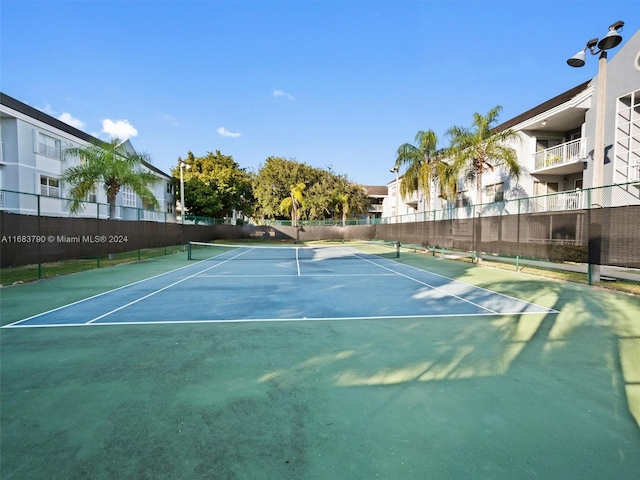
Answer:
[296,247,301,276]
[85,248,255,324]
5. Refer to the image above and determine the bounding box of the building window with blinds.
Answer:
[122,186,136,207]
[40,175,60,197]
[37,132,61,159]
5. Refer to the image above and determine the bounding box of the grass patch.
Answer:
[0,246,183,286]
[411,248,639,296]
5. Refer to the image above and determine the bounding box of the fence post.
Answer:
[516,198,521,265]
[37,194,42,279]
[586,187,601,285]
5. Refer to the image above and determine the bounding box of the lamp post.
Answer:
[567,20,624,284]
[179,157,190,225]
[390,166,399,223]
[567,20,624,192]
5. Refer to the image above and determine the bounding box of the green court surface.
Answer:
[1,250,639,479]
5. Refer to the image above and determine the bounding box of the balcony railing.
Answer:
[529,190,585,212]
[534,138,586,171]
[383,181,640,223]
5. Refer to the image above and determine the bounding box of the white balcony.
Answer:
[528,190,586,212]
[533,138,586,174]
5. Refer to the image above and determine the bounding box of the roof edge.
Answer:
[0,92,170,179]
[494,80,591,132]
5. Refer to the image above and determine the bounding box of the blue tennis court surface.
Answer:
[4,245,557,328]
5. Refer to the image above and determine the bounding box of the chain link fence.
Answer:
[2,183,639,289]
[379,182,640,289]
[0,190,223,278]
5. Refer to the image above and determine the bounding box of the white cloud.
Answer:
[161,113,179,127]
[273,88,294,100]
[217,127,241,138]
[58,112,86,129]
[41,103,58,115]
[102,119,138,139]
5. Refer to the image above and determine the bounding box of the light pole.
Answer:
[390,166,399,223]
[567,20,624,192]
[567,20,624,284]
[179,157,191,225]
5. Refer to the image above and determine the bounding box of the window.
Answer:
[85,190,97,203]
[485,182,504,202]
[37,132,61,159]
[122,186,136,207]
[40,175,60,197]
[455,192,470,208]
[166,182,173,194]
[167,203,174,214]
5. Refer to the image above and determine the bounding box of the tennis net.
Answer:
[187,241,400,262]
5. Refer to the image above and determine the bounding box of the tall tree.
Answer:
[446,106,520,206]
[171,150,254,219]
[394,129,446,213]
[253,157,369,222]
[279,183,306,226]
[62,138,159,218]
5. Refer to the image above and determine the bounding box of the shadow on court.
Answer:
[1,252,639,479]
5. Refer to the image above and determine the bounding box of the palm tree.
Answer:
[446,106,520,206]
[279,182,306,226]
[435,161,460,203]
[61,138,159,218]
[394,129,446,213]
[334,192,350,226]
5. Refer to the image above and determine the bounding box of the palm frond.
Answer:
[61,138,160,216]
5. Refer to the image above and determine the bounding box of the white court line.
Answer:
[3,310,554,328]
[350,250,501,315]
[295,247,301,276]
[2,257,217,328]
[86,248,255,324]
[196,273,397,278]
[390,254,560,314]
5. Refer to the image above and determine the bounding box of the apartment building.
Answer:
[0,92,175,220]
[385,27,640,220]
[363,185,388,221]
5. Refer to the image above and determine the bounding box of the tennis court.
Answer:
[4,242,556,328]
[1,243,639,479]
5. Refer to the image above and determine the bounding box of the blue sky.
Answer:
[2,0,639,185]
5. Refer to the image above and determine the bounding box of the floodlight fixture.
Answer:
[567,22,624,67]
[598,20,624,50]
